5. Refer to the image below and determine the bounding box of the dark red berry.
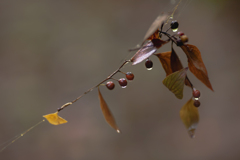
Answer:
[171,20,179,29]
[118,78,127,88]
[193,89,200,98]
[194,100,200,107]
[177,31,184,36]
[145,59,153,69]
[106,81,115,90]
[126,72,134,80]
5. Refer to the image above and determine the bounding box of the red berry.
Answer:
[194,100,200,107]
[177,31,184,36]
[106,81,115,90]
[126,72,134,80]
[118,78,127,88]
[193,89,200,98]
[145,59,153,69]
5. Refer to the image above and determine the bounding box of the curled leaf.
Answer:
[180,98,199,138]
[43,112,67,125]
[162,67,188,99]
[98,87,120,133]
[131,41,157,65]
[181,44,213,91]
[155,49,193,88]
[143,14,168,43]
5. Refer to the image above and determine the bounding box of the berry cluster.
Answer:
[106,72,135,90]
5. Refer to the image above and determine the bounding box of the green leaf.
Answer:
[180,98,199,138]
[162,67,188,99]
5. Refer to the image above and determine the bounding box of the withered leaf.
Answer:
[162,67,188,99]
[180,98,199,138]
[131,41,157,65]
[155,49,193,88]
[43,112,68,125]
[181,44,213,91]
[98,87,120,133]
[143,14,168,43]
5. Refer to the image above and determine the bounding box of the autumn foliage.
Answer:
[43,14,213,138]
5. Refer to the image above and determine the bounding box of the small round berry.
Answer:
[126,72,134,80]
[176,39,183,46]
[118,78,127,88]
[194,100,200,107]
[177,31,184,36]
[171,20,179,29]
[180,35,188,43]
[145,59,153,70]
[106,81,115,90]
[192,89,200,98]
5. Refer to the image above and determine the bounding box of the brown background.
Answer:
[1,0,240,159]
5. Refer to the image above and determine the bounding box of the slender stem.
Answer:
[57,60,130,112]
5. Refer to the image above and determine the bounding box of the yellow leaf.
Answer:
[98,87,121,133]
[180,98,199,138]
[162,67,188,99]
[43,112,68,125]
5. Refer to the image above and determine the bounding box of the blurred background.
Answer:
[0,0,240,159]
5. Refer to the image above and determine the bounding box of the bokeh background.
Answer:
[0,0,240,159]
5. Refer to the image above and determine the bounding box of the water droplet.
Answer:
[147,68,152,71]
[172,28,178,32]
[121,86,127,89]
[117,129,121,133]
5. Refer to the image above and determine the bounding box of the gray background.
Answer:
[1,0,240,159]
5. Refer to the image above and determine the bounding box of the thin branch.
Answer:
[57,60,130,112]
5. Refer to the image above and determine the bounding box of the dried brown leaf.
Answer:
[131,41,157,65]
[98,87,120,133]
[180,98,199,138]
[181,44,213,91]
[162,68,188,99]
[143,14,168,43]
[155,49,193,88]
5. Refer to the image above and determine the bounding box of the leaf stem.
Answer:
[57,60,130,112]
